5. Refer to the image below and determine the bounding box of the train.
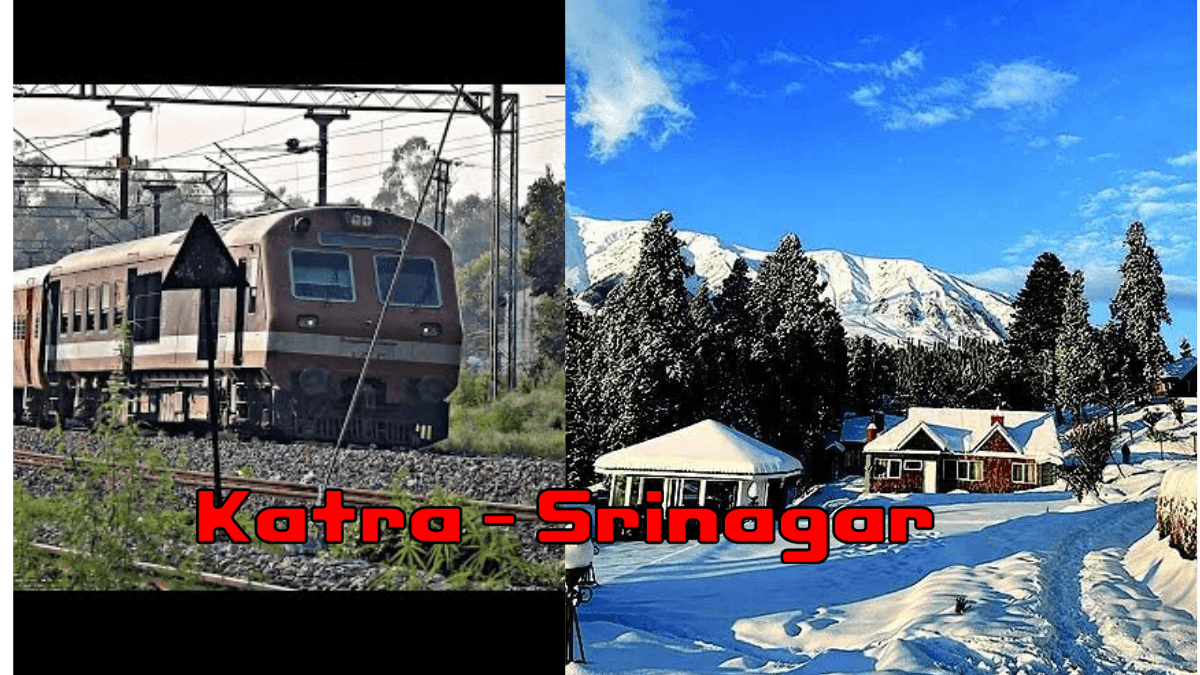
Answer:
[13,205,462,448]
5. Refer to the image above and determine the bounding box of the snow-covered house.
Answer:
[592,419,805,512]
[828,413,905,476]
[863,408,1063,494]
[1154,356,1196,399]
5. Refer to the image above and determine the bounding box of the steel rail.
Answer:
[14,448,541,520]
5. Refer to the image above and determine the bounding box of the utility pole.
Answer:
[304,110,350,206]
[144,183,176,236]
[432,158,452,235]
[107,102,152,222]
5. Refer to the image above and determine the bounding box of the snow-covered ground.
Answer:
[569,403,1197,674]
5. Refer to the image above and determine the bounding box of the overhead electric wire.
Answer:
[321,84,466,493]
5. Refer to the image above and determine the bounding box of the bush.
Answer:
[1157,465,1196,559]
[1059,420,1116,501]
[13,378,197,589]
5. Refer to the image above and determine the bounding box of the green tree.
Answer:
[1111,221,1172,401]
[749,233,846,462]
[1007,252,1070,411]
[1055,270,1100,420]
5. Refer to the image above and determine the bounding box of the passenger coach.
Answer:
[14,206,462,448]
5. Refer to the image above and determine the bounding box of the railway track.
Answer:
[15,448,542,521]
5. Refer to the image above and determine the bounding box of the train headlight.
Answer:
[297,315,319,330]
[420,322,442,338]
[291,216,311,235]
[350,213,362,227]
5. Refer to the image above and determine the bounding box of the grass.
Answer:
[439,366,565,459]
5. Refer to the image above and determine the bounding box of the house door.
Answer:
[923,460,938,493]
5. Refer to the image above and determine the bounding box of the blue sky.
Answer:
[566,0,1197,352]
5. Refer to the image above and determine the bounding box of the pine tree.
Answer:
[1007,252,1070,411]
[1055,270,1099,421]
[594,211,697,451]
[710,258,760,435]
[1096,321,1143,430]
[1180,337,1193,360]
[1111,221,1172,401]
[749,233,846,462]
[565,295,600,488]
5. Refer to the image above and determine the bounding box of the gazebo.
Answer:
[593,420,805,511]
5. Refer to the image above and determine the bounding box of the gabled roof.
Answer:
[840,414,905,444]
[593,419,804,478]
[864,407,1063,464]
[1161,356,1197,381]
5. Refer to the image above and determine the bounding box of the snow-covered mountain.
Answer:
[569,215,1015,346]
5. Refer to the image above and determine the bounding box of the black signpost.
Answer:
[161,214,247,502]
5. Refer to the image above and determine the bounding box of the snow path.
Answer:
[1034,499,1156,674]
[1081,546,1197,675]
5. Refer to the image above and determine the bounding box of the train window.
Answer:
[60,289,70,335]
[289,249,355,302]
[86,286,96,332]
[373,256,440,308]
[72,287,82,333]
[14,315,26,341]
[130,272,162,342]
[100,283,110,331]
[114,281,123,328]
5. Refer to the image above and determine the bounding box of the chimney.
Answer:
[865,422,879,442]
[991,414,1004,427]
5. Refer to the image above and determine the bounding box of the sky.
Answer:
[565,0,1197,352]
[11,84,564,225]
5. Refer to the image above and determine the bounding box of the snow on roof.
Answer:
[840,414,905,444]
[593,419,804,478]
[864,407,1063,464]
[1161,356,1197,381]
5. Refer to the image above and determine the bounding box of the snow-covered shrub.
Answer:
[1059,420,1116,501]
[1156,464,1196,559]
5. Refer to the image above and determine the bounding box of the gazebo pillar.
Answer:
[637,477,646,504]
[623,474,633,506]
[699,480,707,506]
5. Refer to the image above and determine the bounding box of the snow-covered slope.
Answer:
[570,215,1015,345]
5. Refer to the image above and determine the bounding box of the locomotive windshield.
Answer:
[290,249,355,301]
[374,256,440,308]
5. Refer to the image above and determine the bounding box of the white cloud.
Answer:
[1027,136,1049,149]
[860,34,883,46]
[884,48,924,79]
[884,105,960,130]
[566,0,696,161]
[783,81,804,96]
[761,47,804,65]
[1166,149,1197,166]
[1055,134,1083,148]
[1088,152,1119,161]
[726,80,765,98]
[849,83,885,108]
[973,61,1077,111]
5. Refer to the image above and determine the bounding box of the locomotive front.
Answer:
[248,207,462,446]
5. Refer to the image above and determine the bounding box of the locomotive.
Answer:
[13,206,462,448]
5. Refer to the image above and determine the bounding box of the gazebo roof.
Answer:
[593,420,804,478]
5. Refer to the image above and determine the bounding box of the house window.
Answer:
[1012,463,1033,484]
[956,460,982,481]
[887,459,902,479]
[903,460,923,472]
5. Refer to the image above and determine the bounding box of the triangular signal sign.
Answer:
[162,214,248,290]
